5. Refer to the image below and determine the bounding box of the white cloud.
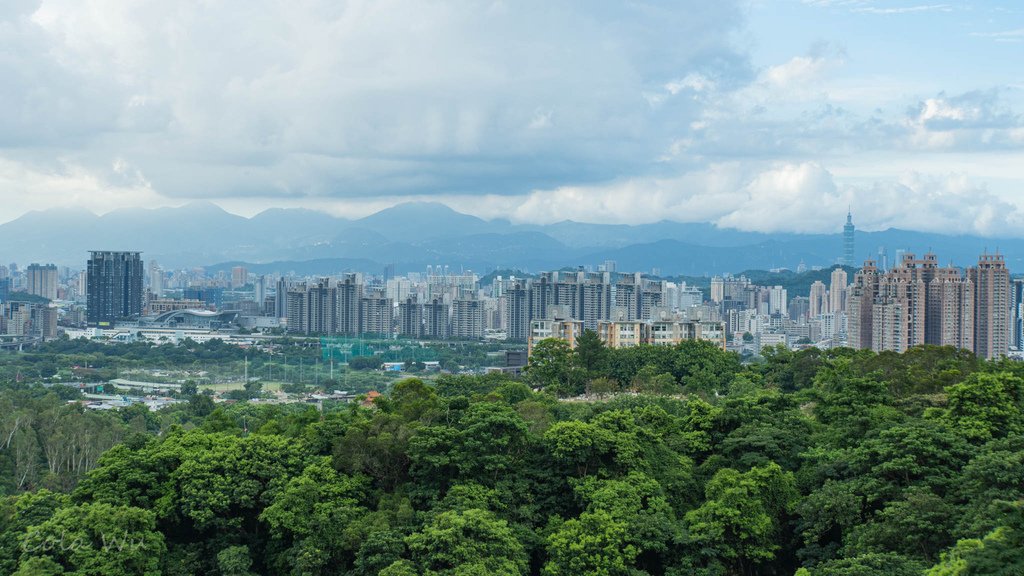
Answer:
[715,163,844,232]
[0,156,165,220]
[1,0,747,203]
[436,162,1024,237]
[903,90,1024,150]
[501,165,748,225]
[970,28,1024,39]
[1,0,1023,239]
[803,1,952,14]
[852,4,951,15]
[760,56,834,89]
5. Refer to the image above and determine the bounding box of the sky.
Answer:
[1,0,1022,235]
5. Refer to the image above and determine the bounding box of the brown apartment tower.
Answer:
[847,260,879,350]
[969,253,1010,360]
[848,253,976,353]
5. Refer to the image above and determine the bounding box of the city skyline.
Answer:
[1,1,1023,237]
[4,243,1018,359]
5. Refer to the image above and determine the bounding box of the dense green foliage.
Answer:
[1,339,1023,574]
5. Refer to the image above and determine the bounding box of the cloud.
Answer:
[501,164,748,225]
[853,173,1024,237]
[1,0,1023,239]
[715,163,843,232]
[970,28,1024,40]
[716,164,1024,237]
[761,55,832,88]
[851,4,951,15]
[803,1,952,14]
[659,49,1024,161]
[0,155,164,218]
[903,89,1024,150]
[1,0,749,204]
[441,162,1024,238]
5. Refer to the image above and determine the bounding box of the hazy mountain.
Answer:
[2,201,1023,275]
[524,220,796,249]
[206,257,382,277]
[354,201,506,242]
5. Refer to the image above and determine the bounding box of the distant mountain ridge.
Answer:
[1,201,1021,275]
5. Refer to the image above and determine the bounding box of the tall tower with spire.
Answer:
[843,210,855,266]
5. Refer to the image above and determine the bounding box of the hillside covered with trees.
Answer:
[1,339,1023,575]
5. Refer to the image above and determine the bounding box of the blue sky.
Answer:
[1,0,1022,235]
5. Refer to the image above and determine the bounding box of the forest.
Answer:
[1,337,1023,575]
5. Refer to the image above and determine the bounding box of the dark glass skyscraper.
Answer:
[86,251,143,326]
[843,210,855,266]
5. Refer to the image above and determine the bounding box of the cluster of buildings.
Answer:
[1,214,1021,363]
[0,263,63,339]
[3,250,726,352]
[0,300,58,339]
[711,269,851,352]
[847,252,1012,360]
[280,270,486,339]
[708,252,1018,361]
[279,267,723,351]
[501,270,722,351]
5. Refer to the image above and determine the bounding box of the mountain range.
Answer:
[1,201,1021,276]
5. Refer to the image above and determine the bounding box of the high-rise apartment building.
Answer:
[928,267,973,350]
[768,286,787,316]
[788,296,810,323]
[829,268,848,315]
[148,261,163,298]
[506,281,530,341]
[451,297,485,339]
[970,253,1010,360]
[638,279,664,321]
[275,277,292,319]
[26,263,58,301]
[398,296,424,338]
[231,266,248,289]
[577,272,612,330]
[615,273,641,320]
[285,284,307,333]
[306,279,338,335]
[809,280,828,318]
[710,276,724,304]
[847,260,879,350]
[359,290,393,336]
[254,275,267,307]
[86,251,143,326]
[423,297,449,339]
[871,261,926,353]
[337,274,361,335]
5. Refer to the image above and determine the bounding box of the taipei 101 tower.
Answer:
[843,210,855,266]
